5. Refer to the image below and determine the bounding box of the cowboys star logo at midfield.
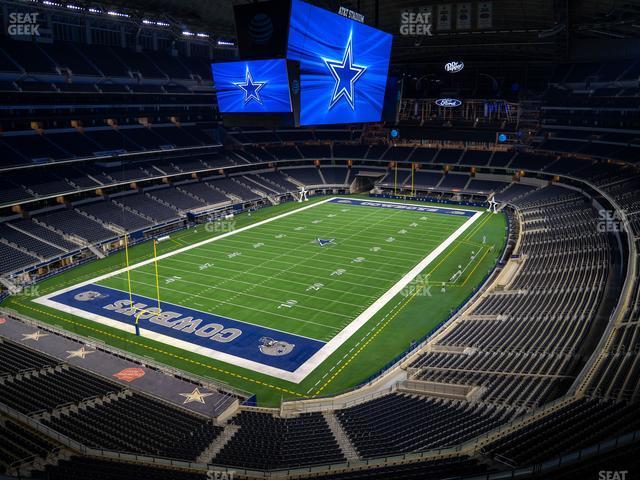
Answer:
[323,32,367,110]
[233,64,267,105]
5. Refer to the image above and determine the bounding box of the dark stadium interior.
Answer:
[0,0,639,479]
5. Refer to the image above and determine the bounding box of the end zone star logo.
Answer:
[233,65,266,105]
[324,32,367,110]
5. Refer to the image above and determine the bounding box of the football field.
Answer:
[33,197,482,384]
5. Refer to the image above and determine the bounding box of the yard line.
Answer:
[116,277,346,330]
[283,204,468,226]
[157,256,377,297]
[216,235,440,263]
[143,205,413,333]
[213,231,445,259]
[168,206,427,333]
[162,254,391,293]
[262,215,463,235]
[237,227,458,255]
[177,205,396,322]
[253,223,458,246]
[176,207,424,284]
[177,243,409,284]
[120,271,354,318]
[195,208,459,257]
[189,242,425,276]
[112,264,366,308]
[36,197,485,383]
[291,209,484,382]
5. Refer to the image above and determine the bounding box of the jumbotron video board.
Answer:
[287,0,393,125]
[212,59,293,113]
[211,58,300,127]
[213,0,392,127]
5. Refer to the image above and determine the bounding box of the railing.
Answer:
[0,392,634,480]
[467,429,640,480]
[398,98,519,126]
[0,167,634,477]
[0,309,252,405]
[563,174,637,396]
[281,195,511,413]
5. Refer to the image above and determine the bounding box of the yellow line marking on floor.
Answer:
[461,246,491,287]
[12,207,502,403]
[14,301,307,398]
[313,212,499,396]
[313,284,423,396]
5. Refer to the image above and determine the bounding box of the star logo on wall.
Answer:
[22,331,48,341]
[66,346,95,359]
[179,387,214,405]
[324,33,367,110]
[233,65,267,105]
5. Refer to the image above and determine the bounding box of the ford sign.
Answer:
[435,98,462,107]
[444,61,464,73]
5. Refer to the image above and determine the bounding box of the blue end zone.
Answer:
[49,284,325,372]
[330,198,477,217]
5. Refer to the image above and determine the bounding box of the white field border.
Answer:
[34,197,482,383]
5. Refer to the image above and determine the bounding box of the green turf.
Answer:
[100,200,469,342]
[1,195,507,406]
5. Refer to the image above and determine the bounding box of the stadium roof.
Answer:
[98,0,347,37]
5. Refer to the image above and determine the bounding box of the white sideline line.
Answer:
[37,197,335,293]
[34,197,483,383]
[291,208,483,381]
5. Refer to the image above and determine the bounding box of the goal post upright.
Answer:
[124,234,133,308]
[125,236,162,336]
[153,239,162,314]
[394,161,398,195]
[411,162,415,197]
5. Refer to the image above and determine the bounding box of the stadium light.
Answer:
[107,10,129,18]
[142,19,170,27]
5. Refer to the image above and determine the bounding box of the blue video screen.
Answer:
[287,0,392,125]
[211,59,292,113]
